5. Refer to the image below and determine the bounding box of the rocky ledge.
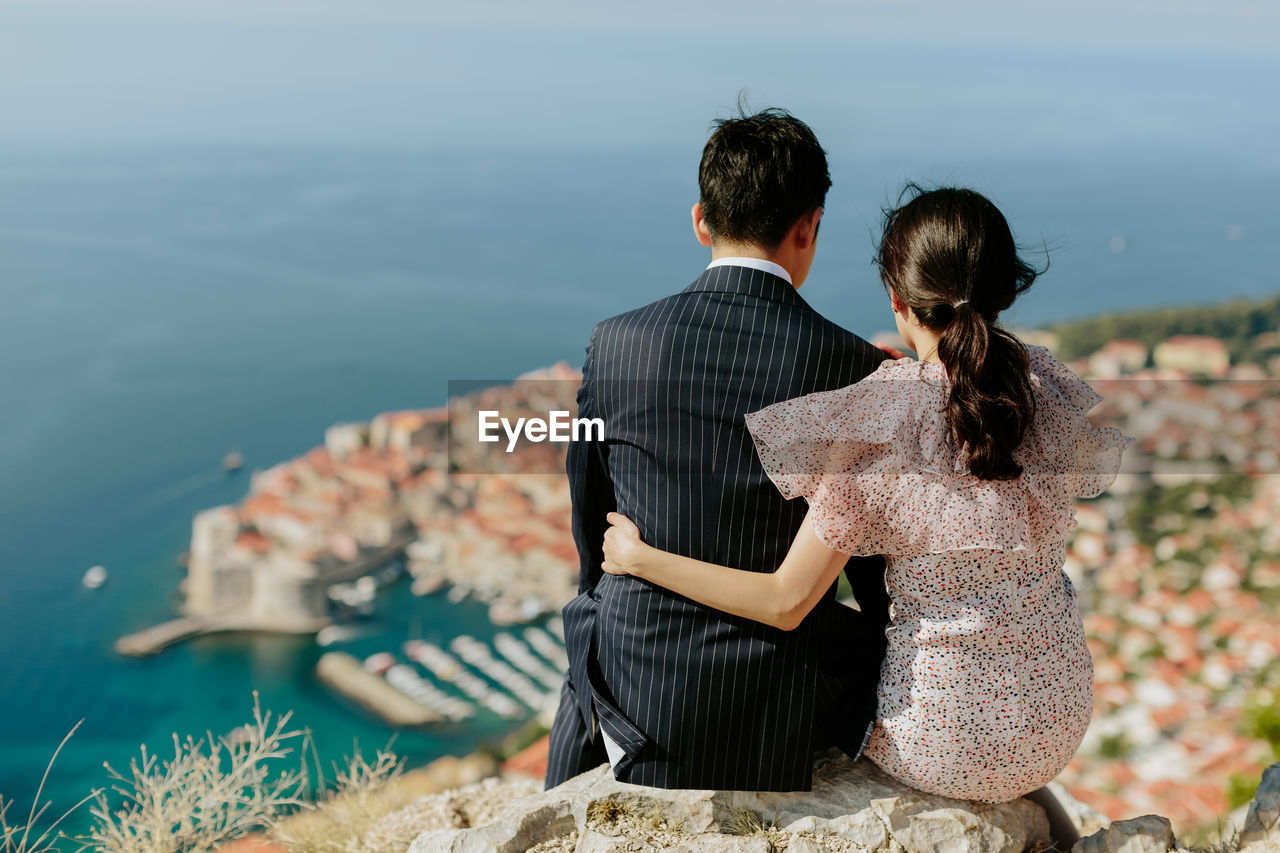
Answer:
[339,752,1280,853]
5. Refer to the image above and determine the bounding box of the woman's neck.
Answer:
[911,329,943,364]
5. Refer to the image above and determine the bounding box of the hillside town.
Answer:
[1048,334,1280,829]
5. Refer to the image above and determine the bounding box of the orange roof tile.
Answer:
[501,733,550,781]
[215,835,286,853]
[235,530,272,555]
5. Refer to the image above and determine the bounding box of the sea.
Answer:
[0,142,1277,831]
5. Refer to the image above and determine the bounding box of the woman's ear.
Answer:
[889,290,907,316]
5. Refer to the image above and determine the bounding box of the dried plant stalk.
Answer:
[82,692,309,853]
[270,745,404,853]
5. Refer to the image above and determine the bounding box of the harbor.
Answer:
[315,624,570,729]
[107,379,580,733]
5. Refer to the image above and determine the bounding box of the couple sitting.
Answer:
[544,107,1131,847]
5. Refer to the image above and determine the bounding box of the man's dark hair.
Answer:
[698,107,831,249]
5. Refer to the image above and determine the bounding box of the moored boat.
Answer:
[82,565,107,589]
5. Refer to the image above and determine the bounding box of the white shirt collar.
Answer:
[706,256,793,286]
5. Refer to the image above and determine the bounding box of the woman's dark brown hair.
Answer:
[876,185,1040,480]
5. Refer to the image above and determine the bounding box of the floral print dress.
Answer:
[744,346,1132,802]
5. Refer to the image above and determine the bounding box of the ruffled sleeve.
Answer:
[743,361,926,501]
[744,351,1134,557]
[1017,346,1135,531]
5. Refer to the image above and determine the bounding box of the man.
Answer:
[545,108,890,792]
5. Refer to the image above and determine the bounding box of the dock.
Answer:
[316,651,444,727]
[115,615,231,657]
[114,612,333,657]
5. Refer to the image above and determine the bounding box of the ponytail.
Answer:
[875,185,1042,481]
[936,304,1035,480]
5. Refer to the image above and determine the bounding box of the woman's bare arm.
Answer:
[601,509,850,631]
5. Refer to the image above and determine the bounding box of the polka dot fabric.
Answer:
[744,346,1133,802]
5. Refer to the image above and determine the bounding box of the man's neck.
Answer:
[709,242,776,263]
[707,256,793,286]
[709,243,797,288]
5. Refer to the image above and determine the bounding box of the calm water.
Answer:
[0,144,1277,826]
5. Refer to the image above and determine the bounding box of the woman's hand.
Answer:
[602,512,649,577]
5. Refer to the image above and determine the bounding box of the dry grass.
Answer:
[1027,840,1062,853]
[0,721,99,853]
[0,693,424,853]
[269,745,404,853]
[721,806,771,837]
[80,692,310,853]
[583,796,684,841]
[583,798,626,829]
[721,807,792,853]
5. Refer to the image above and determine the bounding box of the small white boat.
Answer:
[407,539,444,563]
[222,451,244,472]
[363,652,396,675]
[411,574,446,596]
[353,576,377,602]
[317,624,362,646]
[489,599,524,626]
[82,565,107,589]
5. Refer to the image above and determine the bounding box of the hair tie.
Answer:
[952,299,969,309]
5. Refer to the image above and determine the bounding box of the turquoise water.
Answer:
[0,144,1277,828]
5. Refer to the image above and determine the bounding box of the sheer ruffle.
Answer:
[743,346,1133,557]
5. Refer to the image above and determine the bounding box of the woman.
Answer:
[600,186,1132,842]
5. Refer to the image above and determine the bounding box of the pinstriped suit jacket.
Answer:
[545,264,890,791]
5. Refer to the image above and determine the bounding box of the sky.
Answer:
[1,0,1277,162]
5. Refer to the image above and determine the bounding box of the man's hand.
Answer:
[602,512,649,577]
[874,342,909,360]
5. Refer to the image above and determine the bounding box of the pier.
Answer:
[115,615,232,657]
[316,651,444,727]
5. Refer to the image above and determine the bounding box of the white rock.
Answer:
[1241,762,1280,852]
[1047,781,1110,837]
[1072,814,1175,853]
[575,827,775,852]
[403,749,1050,853]
[868,796,1016,853]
